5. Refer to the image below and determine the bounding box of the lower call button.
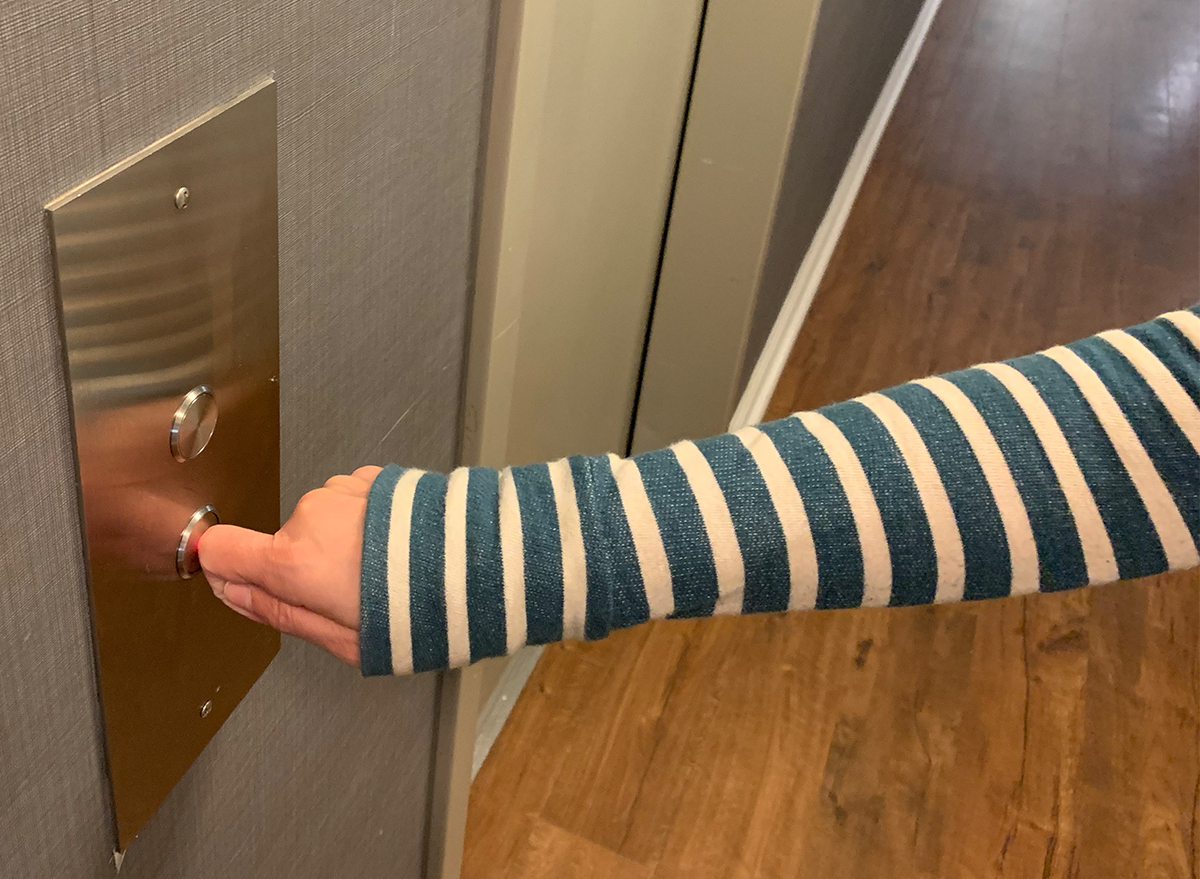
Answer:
[177,504,219,579]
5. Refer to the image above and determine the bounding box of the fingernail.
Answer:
[220,584,263,624]
[224,583,252,612]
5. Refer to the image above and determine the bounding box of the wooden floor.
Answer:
[461,0,1200,874]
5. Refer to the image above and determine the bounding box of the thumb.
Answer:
[198,524,279,599]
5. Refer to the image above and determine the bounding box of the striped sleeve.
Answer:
[359,305,1200,675]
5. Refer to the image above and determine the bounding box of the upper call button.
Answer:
[170,385,217,461]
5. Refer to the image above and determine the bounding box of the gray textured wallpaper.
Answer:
[742,0,927,392]
[0,0,493,876]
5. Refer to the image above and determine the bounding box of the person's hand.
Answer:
[198,466,383,667]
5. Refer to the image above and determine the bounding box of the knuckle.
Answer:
[271,601,297,633]
[249,589,291,633]
[266,535,307,594]
[319,473,372,499]
[295,489,325,514]
[352,465,382,483]
[324,475,355,492]
[267,531,294,569]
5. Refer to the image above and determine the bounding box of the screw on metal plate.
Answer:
[200,700,212,718]
[174,186,190,209]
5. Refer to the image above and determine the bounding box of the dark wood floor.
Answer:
[461,0,1200,874]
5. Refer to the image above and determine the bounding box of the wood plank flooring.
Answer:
[461,0,1200,874]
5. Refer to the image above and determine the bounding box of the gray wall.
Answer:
[741,0,927,390]
[0,0,493,876]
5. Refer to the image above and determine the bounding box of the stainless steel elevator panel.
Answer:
[46,81,281,849]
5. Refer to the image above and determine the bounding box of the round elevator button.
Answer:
[177,504,219,579]
[170,385,217,462]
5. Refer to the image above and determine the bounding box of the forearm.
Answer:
[359,306,1200,676]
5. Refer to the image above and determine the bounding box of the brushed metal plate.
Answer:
[47,81,281,849]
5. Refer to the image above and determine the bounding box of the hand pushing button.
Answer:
[170,385,217,461]
[177,505,219,579]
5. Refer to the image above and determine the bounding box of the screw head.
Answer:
[174,186,190,209]
[200,700,213,718]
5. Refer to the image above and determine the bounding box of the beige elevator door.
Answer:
[466,0,706,468]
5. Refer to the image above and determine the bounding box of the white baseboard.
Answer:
[471,645,545,778]
[729,0,944,431]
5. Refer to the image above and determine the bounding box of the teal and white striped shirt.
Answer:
[359,306,1200,676]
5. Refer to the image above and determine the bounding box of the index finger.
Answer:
[198,524,280,596]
